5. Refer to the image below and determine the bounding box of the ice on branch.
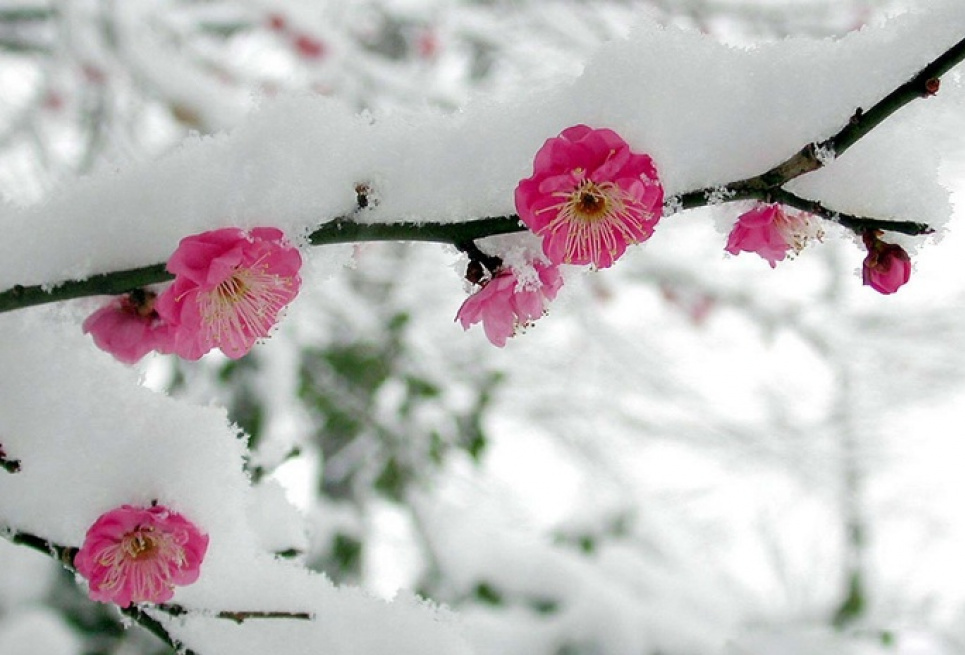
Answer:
[515,125,663,269]
[74,504,209,608]
[0,4,961,290]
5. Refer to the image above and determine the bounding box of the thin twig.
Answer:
[156,603,314,624]
[122,605,201,655]
[677,33,965,215]
[771,189,933,236]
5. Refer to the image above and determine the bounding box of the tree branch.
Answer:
[0,263,170,313]
[0,526,313,655]
[121,605,201,655]
[0,31,963,314]
[769,189,933,236]
[156,603,314,624]
[677,33,965,216]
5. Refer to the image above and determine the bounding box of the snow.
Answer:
[3,2,965,654]
[0,312,470,655]
[0,608,82,655]
[0,1,963,289]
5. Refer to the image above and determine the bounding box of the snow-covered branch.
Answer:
[0,19,959,313]
[3,524,313,655]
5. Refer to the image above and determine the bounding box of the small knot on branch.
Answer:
[355,182,373,210]
[456,241,503,280]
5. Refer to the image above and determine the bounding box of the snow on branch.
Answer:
[3,524,313,655]
[0,5,960,313]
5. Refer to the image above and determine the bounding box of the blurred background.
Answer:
[3,1,965,654]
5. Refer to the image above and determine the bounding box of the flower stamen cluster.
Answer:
[85,227,301,363]
[516,124,663,270]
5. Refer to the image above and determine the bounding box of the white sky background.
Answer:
[4,1,965,654]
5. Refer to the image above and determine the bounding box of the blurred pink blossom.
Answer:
[293,34,326,60]
[862,233,911,294]
[457,262,563,347]
[74,504,209,608]
[156,227,302,360]
[83,291,173,364]
[725,203,822,267]
[515,124,663,269]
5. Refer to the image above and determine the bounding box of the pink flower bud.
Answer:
[266,13,287,32]
[862,234,911,294]
[293,34,326,60]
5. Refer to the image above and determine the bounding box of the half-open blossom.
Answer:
[83,290,173,364]
[725,204,822,268]
[74,504,209,608]
[862,232,911,294]
[457,262,563,347]
[156,227,302,360]
[515,125,663,269]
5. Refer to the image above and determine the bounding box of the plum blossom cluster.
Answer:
[457,124,665,345]
[458,123,913,346]
[85,227,302,363]
[74,504,208,607]
[87,126,914,356]
[724,202,911,294]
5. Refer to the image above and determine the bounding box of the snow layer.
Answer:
[0,311,471,655]
[0,2,963,289]
[0,608,81,655]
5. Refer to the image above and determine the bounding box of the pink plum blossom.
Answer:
[457,262,563,347]
[515,124,664,269]
[156,227,302,360]
[74,504,209,608]
[83,291,174,364]
[862,232,911,294]
[725,204,822,267]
